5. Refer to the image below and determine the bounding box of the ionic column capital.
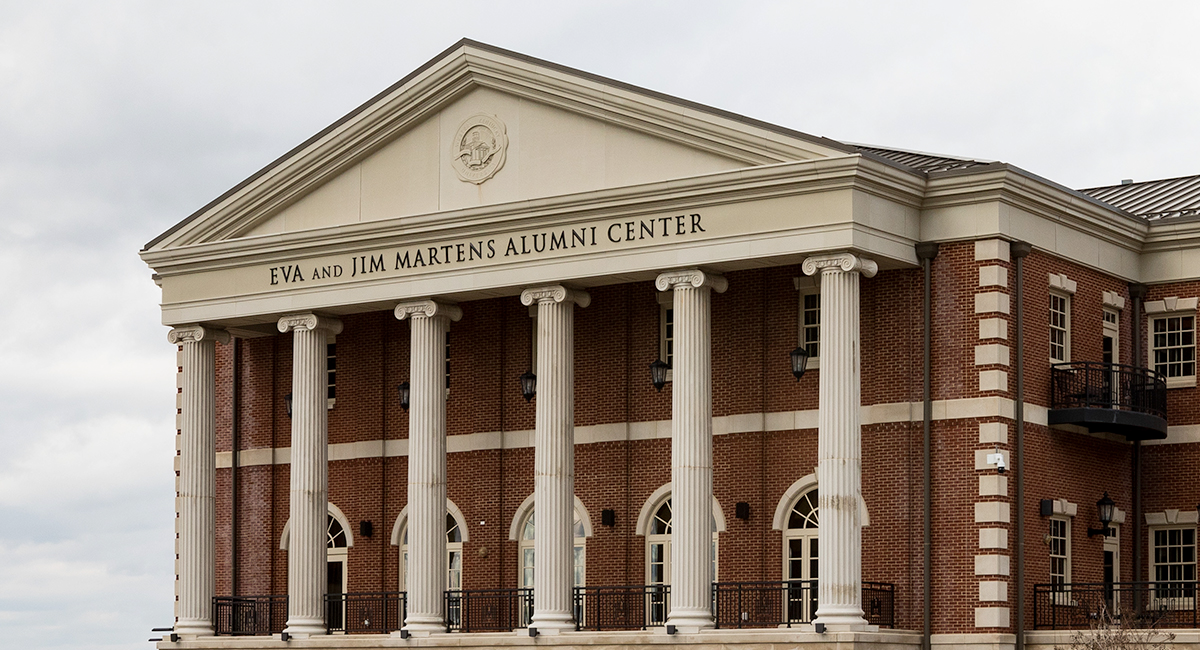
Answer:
[655,268,728,293]
[167,324,230,345]
[520,285,590,308]
[802,252,878,278]
[277,313,343,335]
[394,299,463,322]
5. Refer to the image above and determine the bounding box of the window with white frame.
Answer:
[1152,527,1196,603]
[327,341,337,400]
[1152,314,1196,384]
[517,508,587,589]
[657,293,674,381]
[399,513,463,593]
[1050,293,1071,363]
[1049,517,1071,600]
[794,278,820,369]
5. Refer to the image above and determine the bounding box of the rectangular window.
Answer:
[1050,293,1070,363]
[661,306,674,368]
[1152,315,1196,381]
[326,341,337,401]
[1049,517,1071,602]
[1152,527,1196,606]
[802,292,821,360]
[445,331,452,389]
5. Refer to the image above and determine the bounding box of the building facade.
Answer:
[142,40,1200,649]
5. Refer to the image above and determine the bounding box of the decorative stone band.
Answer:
[167,324,230,345]
[277,313,344,335]
[519,285,591,308]
[801,252,878,278]
[654,268,729,293]
[394,299,463,322]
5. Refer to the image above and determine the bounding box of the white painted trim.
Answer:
[1048,273,1078,295]
[507,493,594,541]
[1145,509,1200,526]
[634,483,726,536]
[216,397,1056,468]
[280,502,354,550]
[770,473,871,530]
[1145,296,1199,314]
[1102,291,1126,310]
[389,498,471,546]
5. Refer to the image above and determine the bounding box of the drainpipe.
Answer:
[915,242,939,650]
[1011,241,1031,650]
[231,337,240,596]
[1129,283,1147,589]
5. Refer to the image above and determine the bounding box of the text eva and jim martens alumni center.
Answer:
[141,40,1200,650]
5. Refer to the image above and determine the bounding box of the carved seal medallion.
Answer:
[451,114,508,184]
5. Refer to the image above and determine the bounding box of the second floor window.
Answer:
[1050,293,1070,363]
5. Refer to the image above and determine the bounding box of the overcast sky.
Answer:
[1,2,1198,648]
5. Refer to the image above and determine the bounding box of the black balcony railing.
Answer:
[446,588,533,632]
[573,584,671,631]
[325,592,406,634]
[1034,582,1199,630]
[711,581,894,629]
[213,595,287,636]
[1050,362,1168,440]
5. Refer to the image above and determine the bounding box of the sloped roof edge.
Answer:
[143,38,859,251]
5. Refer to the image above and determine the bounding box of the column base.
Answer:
[282,617,326,638]
[666,609,715,633]
[403,616,447,636]
[530,611,575,634]
[172,621,214,638]
[814,608,871,631]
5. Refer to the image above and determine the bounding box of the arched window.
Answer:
[517,509,587,589]
[644,497,719,587]
[398,513,464,592]
[327,515,349,630]
[783,488,819,622]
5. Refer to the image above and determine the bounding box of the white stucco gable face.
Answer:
[240,85,755,239]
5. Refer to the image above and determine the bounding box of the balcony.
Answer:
[1034,581,1199,629]
[1049,362,1168,441]
[212,582,896,636]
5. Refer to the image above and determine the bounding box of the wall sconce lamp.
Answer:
[284,393,293,418]
[735,502,751,520]
[649,360,669,392]
[519,371,537,402]
[359,521,373,538]
[790,346,810,380]
[1087,492,1117,537]
[397,382,410,411]
[601,509,616,527]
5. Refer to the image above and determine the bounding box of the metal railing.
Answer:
[1051,361,1166,418]
[711,581,894,629]
[325,592,406,634]
[573,585,671,631]
[445,588,533,632]
[1034,582,1199,629]
[213,595,287,636]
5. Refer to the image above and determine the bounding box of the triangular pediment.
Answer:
[145,40,854,251]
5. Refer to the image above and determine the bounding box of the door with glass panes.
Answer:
[783,489,819,623]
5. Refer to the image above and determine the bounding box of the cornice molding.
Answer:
[802,252,879,278]
[166,324,230,345]
[655,268,728,293]
[276,313,343,335]
[393,299,463,322]
[519,285,590,308]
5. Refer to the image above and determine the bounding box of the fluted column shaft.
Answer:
[395,300,461,634]
[279,313,342,637]
[656,269,727,632]
[803,253,877,630]
[169,325,228,637]
[521,286,590,633]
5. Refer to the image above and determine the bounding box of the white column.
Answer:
[520,285,590,633]
[278,313,342,637]
[395,299,461,635]
[656,269,727,633]
[802,252,877,630]
[168,325,229,638]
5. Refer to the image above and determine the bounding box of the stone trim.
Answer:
[1048,273,1078,294]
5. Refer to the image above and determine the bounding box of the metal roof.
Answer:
[852,144,994,174]
[1079,175,1200,221]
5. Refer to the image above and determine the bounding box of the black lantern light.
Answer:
[649,359,669,392]
[397,382,410,411]
[519,371,537,402]
[284,393,293,418]
[1088,492,1117,537]
[790,346,811,381]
